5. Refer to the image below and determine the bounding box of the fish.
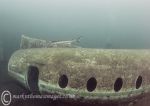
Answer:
[50,36,82,48]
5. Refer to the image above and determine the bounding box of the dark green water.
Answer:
[0,1,150,105]
[0,0,150,60]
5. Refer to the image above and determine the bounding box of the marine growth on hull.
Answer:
[8,35,150,102]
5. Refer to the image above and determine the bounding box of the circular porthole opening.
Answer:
[27,66,39,93]
[114,77,123,92]
[136,76,142,89]
[86,77,97,92]
[58,74,68,88]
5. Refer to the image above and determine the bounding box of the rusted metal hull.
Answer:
[8,48,150,103]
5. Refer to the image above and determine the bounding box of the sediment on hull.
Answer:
[8,48,150,101]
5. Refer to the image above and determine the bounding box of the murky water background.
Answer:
[0,0,150,106]
[0,0,150,58]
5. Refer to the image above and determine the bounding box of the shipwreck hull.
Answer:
[8,48,150,103]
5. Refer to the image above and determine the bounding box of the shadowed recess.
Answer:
[86,77,97,92]
[58,74,68,88]
[136,75,142,89]
[114,77,123,92]
[27,66,39,93]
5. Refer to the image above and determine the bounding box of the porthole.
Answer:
[136,76,142,89]
[114,77,123,92]
[87,77,97,92]
[58,74,68,88]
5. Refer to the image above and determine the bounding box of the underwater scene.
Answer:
[0,0,150,106]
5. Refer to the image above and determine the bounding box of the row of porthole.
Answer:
[58,74,143,92]
[27,66,143,93]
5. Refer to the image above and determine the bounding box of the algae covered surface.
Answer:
[8,48,150,100]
